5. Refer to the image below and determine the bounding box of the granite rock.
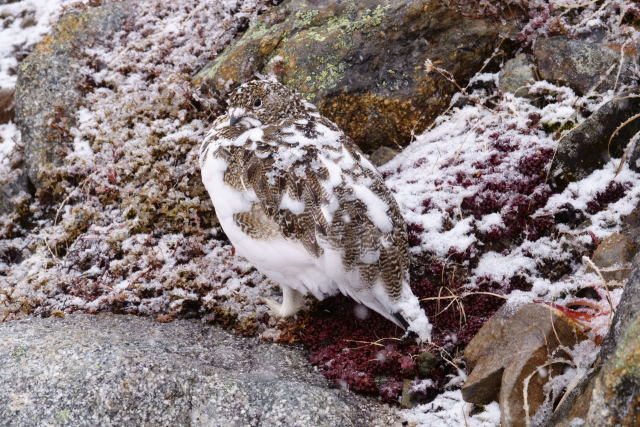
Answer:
[534,37,639,95]
[0,314,399,426]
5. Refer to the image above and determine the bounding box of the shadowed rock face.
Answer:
[0,314,398,426]
[548,95,640,191]
[15,2,135,189]
[194,0,516,152]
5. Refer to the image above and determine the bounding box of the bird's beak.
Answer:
[228,107,246,126]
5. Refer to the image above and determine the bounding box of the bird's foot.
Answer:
[263,286,306,318]
[264,298,287,317]
[263,297,303,318]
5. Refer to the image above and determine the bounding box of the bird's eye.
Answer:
[254,99,262,107]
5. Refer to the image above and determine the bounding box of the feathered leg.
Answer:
[265,285,305,317]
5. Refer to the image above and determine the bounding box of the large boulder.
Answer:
[194,0,516,152]
[15,2,135,189]
[534,37,639,95]
[549,255,640,426]
[461,303,586,427]
[548,94,640,190]
[0,314,398,426]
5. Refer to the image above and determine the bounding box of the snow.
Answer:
[475,250,537,281]
[403,390,501,427]
[0,122,19,168]
[383,94,555,258]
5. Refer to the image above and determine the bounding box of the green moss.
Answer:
[282,53,348,100]
[352,4,388,31]
[542,120,575,134]
[10,346,27,360]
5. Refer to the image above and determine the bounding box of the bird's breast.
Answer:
[200,153,255,221]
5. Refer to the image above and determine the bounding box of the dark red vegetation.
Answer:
[585,181,631,215]
[293,275,509,403]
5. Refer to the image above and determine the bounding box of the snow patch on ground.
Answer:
[403,389,501,427]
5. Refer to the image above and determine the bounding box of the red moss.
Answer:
[295,270,512,402]
[585,181,631,215]
[407,223,424,247]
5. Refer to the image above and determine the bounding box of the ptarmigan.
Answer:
[199,79,432,341]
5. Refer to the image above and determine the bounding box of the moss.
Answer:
[282,54,348,100]
[23,13,88,62]
[55,410,71,424]
[351,4,388,30]
[612,317,640,379]
[10,346,27,360]
[542,119,575,134]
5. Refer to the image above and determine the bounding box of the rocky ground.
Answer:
[0,314,398,426]
[0,0,639,426]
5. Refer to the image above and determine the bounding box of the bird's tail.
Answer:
[395,293,432,343]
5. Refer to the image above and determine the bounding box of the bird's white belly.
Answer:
[201,153,339,299]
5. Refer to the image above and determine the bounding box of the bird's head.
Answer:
[226,79,307,128]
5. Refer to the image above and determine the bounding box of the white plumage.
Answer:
[199,79,432,341]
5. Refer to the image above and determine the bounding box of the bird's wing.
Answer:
[215,116,410,301]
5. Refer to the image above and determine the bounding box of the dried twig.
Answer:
[616,129,640,175]
[582,256,615,320]
[608,111,640,163]
[522,358,574,427]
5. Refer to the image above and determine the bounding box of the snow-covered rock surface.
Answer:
[0,0,69,186]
